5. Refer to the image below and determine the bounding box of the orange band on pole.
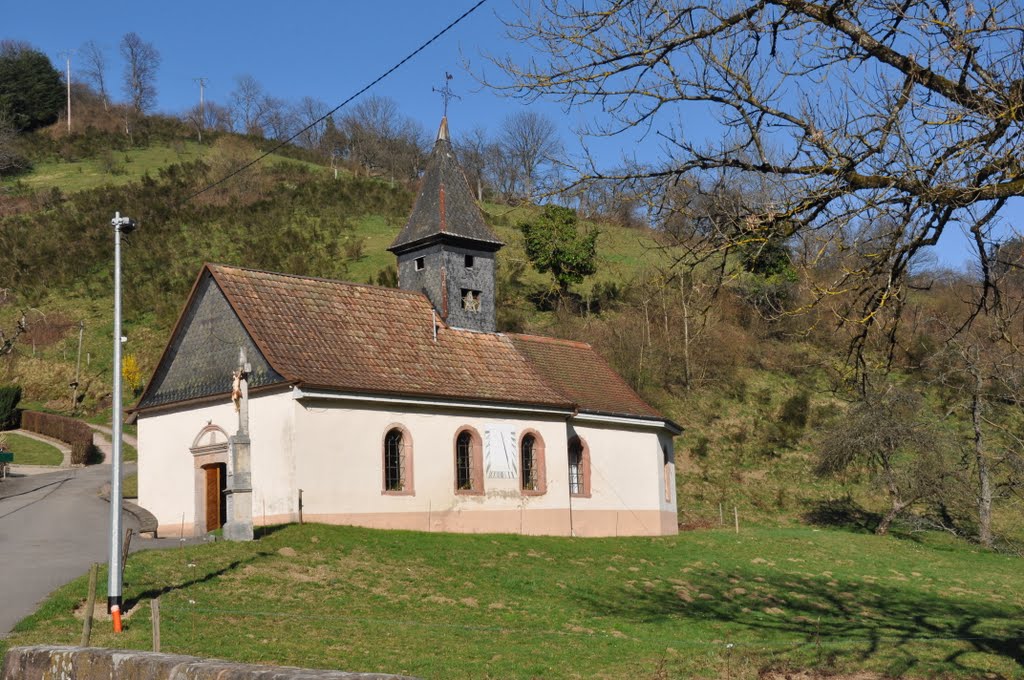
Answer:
[111,605,122,633]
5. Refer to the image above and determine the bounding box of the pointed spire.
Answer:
[388,118,502,254]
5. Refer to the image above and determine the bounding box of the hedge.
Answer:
[20,411,96,465]
[0,385,21,430]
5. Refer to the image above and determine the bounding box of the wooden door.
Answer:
[205,465,221,531]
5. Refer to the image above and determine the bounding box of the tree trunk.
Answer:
[971,368,993,548]
[680,277,692,388]
[875,500,904,535]
[876,458,905,535]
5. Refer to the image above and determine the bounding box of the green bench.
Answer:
[0,450,12,478]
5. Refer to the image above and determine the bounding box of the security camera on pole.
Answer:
[109,211,136,633]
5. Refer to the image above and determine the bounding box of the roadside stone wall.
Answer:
[1,646,419,680]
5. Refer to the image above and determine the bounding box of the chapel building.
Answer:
[134,118,680,538]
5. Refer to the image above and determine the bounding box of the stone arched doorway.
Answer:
[191,423,229,535]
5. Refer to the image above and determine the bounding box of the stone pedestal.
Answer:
[222,432,253,541]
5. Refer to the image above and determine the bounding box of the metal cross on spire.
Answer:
[432,71,461,118]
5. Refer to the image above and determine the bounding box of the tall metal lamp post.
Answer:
[109,211,136,632]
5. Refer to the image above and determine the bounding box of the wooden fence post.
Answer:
[151,597,161,652]
[80,563,98,647]
[121,528,133,579]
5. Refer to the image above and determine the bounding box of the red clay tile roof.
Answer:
[507,334,663,419]
[146,264,670,423]
[209,265,568,409]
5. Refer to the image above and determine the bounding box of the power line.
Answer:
[181,0,489,205]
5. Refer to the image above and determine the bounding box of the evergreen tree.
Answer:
[520,205,598,297]
[0,43,63,131]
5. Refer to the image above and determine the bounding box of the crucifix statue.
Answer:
[231,348,252,436]
[432,71,460,118]
[224,347,254,541]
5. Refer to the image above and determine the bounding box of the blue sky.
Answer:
[6,0,1017,270]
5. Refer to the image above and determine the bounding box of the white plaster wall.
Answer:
[137,389,296,536]
[139,390,677,537]
[570,423,666,511]
[292,399,572,517]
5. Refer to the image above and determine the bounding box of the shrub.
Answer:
[20,410,96,465]
[779,391,811,431]
[764,391,812,450]
[343,236,364,261]
[0,385,21,429]
[122,354,143,394]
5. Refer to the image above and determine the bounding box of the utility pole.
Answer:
[59,50,74,134]
[193,77,208,142]
[108,212,137,633]
[70,321,84,414]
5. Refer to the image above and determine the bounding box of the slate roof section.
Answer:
[389,118,503,253]
[507,334,664,420]
[136,274,285,409]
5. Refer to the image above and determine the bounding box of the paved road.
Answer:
[0,464,141,637]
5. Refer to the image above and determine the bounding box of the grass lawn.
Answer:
[122,472,137,498]
[1,432,63,466]
[5,144,207,193]
[2,143,324,195]
[5,524,1023,679]
[122,441,138,463]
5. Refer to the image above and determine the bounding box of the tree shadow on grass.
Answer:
[802,497,880,534]
[577,565,1023,676]
[124,551,273,610]
[254,523,291,539]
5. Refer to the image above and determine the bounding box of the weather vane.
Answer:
[432,72,461,117]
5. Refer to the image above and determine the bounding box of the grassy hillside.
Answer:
[0,137,659,415]
[5,523,1023,679]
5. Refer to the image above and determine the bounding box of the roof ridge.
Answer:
[205,263,430,300]
[506,332,593,350]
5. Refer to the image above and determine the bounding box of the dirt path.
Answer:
[87,423,138,448]
[87,424,137,465]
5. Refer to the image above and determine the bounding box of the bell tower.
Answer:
[389,118,503,333]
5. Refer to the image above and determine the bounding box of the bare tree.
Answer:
[183,100,233,136]
[928,274,1024,547]
[262,97,295,141]
[230,74,273,135]
[79,40,108,110]
[816,387,950,535]
[292,96,328,150]
[498,110,561,200]
[492,0,1024,359]
[0,113,28,178]
[119,32,159,113]
[485,138,520,202]
[0,40,32,57]
[454,125,492,201]
[0,312,26,356]
[338,95,426,181]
